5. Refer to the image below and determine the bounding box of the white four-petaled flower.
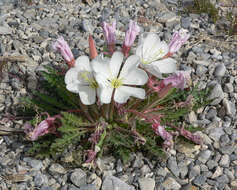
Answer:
[92,52,148,104]
[65,56,98,105]
[136,33,177,78]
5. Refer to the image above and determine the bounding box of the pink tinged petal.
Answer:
[109,51,124,78]
[114,86,145,104]
[150,58,177,74]
[102,21,116,45]
[124,20,140,47]
[168,29,190,53]
[78,86,96,105]
[53,36,74,63]
[163,71,191,89]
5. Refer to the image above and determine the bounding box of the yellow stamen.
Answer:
[111,78,123,88]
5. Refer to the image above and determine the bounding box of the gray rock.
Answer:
[206,160,218,170]
[222,98,236,116]
[23,9,36,19]
[34,173,48,187]
[208,83,224,105]
[0,26,12,35]
[101,176,133,190]
[208,127,225,142]
[156,168,167,177]
[82,20,94,33]
[220,145,236,155]
[193,175,207,187]
[181,17,191,28]
[49,163,67,175]
[205,108,217,120]
[189,165,200,179]
[178,162,188,179]
[138,178,155,190]
[196,65,208,76]
[219,154,230,167]
[26,159,43,170]
[40,187,56,190]
[79,184,96,190]
[198,150,212,163]
[224,83,234,93]
[214,64,226,77]
[161,177,181,190]
[217,175,229,184]
[70,169,87,187]
[167,157,180,177]
[116,159,123,173]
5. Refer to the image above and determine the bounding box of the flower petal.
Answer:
[92,55,110,78]
[142,64,163,79]
[122,69,148,85]
[74,56,92,72]
[78,86,96,105]
[97,86,113,104]
[109,51,124,78]
[151,58,177,73]
[65,68,79,84]
[114,86,145,103]
[119,55,140,77]
[66,82,79,93]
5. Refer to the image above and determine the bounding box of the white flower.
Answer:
[65,56,98,105]
[92,52,148,104]
[136,33,177,78]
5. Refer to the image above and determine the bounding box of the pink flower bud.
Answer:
[102,21,116,46]
[53,36,75,67]
[123,20,140,57]
[163,71,191,90]
[168,29,190,53]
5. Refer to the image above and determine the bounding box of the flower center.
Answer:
[110,78,123,88]
[80,71,98,89]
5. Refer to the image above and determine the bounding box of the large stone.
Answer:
[70,169,87,187]
[208,83,224,105]
[162,177,181,190]
[0,26,12,35]
[101,176,133,190]
[167,157,180,177]
[49,163,67,175]
[138,178,155,190]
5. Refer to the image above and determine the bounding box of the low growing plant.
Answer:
[22,20,211,166]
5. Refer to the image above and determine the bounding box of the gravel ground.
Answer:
[0,0,237,190]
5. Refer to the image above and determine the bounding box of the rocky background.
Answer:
[0,0,237,189]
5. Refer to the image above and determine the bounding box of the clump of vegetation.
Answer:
[183,0,219,23]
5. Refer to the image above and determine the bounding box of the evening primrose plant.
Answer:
[23,20,210,166]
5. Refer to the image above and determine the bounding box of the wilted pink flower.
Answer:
[53,36,75,67]
[122,20,140,57]
[24,113,61,141]
[152,122,173,149]
[168,29,190,54]
[85,149,97,164]
[102,21,116,54]
[163,71,191,90]
[179,127,202,145]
